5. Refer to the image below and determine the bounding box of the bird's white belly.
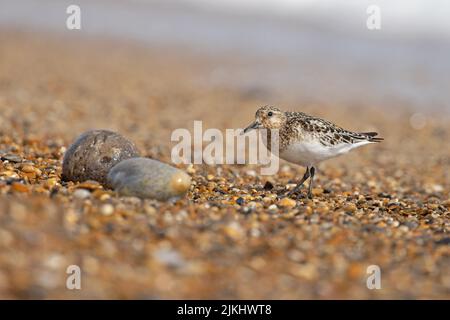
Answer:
[279,141,369,166]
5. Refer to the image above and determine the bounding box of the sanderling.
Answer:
[243,106,383,198]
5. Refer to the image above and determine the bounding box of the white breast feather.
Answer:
[280,140,372,167]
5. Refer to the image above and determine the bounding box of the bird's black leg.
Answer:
[287,166,310,197]
[307,166,315,199]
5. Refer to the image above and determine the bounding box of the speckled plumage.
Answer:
[279,110,383,151]
[247,106,383,164]
[243,105,383,198]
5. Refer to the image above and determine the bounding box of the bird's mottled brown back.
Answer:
[279,111,381,149]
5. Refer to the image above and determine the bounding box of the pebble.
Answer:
[223,221,244,240]
[1,154,22,163]
[431,184,444,193]
[44,178,58,188]
[20,164,39,175]
[73,188,91,200]
[263,181,274,190]
[11,182,30,193]
[1,170,18,178]
[391,220,400,227]
[186,164,195,174]
[100,204,115,216]
[245,170,256,177]
[312,188,324,196]
[262,196,273,204]
[315,204,330,214]
[62,130,140,187]
[278,197,296,208]
[76,180,102,191]
[343,203,357,213]
[144,205,156,216]
[107,157,191,201]
[441,199,450,208]
[153,248,186,269]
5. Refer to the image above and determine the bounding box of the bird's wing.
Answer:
[287,112,383,146]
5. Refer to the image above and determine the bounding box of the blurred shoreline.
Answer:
[1,0,450,112]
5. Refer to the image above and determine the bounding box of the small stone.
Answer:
[442,199,450,208]
[154,248,185,268]
[73,188,91,200]
[431,184,444,193]
[304,206,313,214]
[262,196,273,204]
[278,197,296,208]
[92,189,109,199]
[206,182,216,191]
[263,181,274,190]
[20,164,37,174]
[247,201,258,210]
[435,238,450,246]
[223,221,244,240]
[144,205,156,215]
[186,164,195,174]
[21,171,37,180]
[107,157,191,201]
[100,204,114,216]
[312,188,324,196]
[44,178,58,188]
[245,170,256,177]
[236,197,245,206]
[291,263,318,281]
[76,180,102,191]
[44,254,66,270]
[343,203,357,213]
[316,204,329,214]
[62,130,140,187]
[1,154,22,163]
[99,193,111,201]
[405,221,418,229]
[268,204,278,212]
[11,182,29,193]
[310,213,320,223]
[378,192,392,199]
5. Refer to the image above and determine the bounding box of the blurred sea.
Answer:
[1,0,450,111]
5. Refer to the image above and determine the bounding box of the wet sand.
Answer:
[0,32,448,299]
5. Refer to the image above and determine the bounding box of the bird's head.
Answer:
[243,105,286,133]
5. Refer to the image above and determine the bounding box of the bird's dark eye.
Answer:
[268,111,273,117]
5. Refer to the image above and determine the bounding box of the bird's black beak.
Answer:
[242,121,260,135]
